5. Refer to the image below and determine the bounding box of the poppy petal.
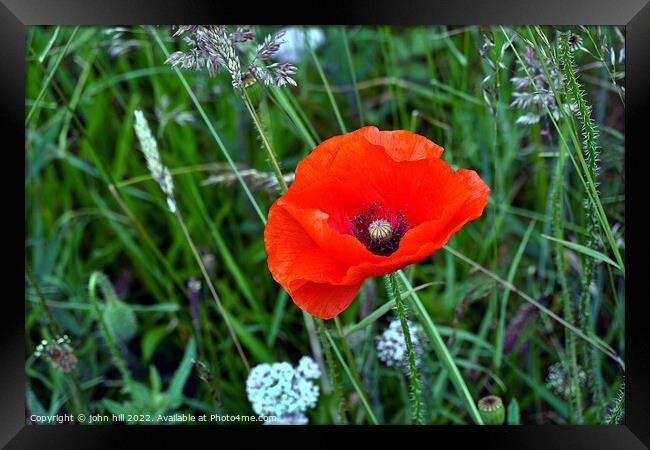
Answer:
[264,202,350,286]
[288,280,363,320]
[278,200,376,268]
[360,127,444,162]
[289,126,443,194]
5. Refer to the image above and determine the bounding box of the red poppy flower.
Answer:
[264,126,489,320]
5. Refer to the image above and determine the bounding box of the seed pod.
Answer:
[104,297,137,343]
[478,395,505,425]
[368,219,392,241]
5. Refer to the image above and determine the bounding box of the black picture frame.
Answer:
[5,0,649,447]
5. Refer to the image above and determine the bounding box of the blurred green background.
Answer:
[25,25,625,425]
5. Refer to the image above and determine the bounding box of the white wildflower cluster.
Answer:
[165,26,298,91]
[245,356,321,425]
[545,362,587,399]
[133,110,177,213]
[296,355,321,379]
[376,319,425,369]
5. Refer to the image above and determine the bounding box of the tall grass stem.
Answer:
[396,270,483,424]
[384,272,424,424]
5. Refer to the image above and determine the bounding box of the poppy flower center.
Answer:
[368,219,392,241]
[350,202,409,256]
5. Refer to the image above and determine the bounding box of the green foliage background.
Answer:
[25,25,625,424]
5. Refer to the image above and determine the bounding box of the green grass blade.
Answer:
[344,282,442,336]
[324,328,378,424]
[500,27,624,276]
[304,29,347,134]
[26,27,79,126]
[541,234,620,270]
[396,270,484,425]
[38,26,61,63]
[444,244,624,370]
[341,27,365,127]
[494,220,536,368]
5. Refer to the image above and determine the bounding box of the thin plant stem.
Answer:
[396,270,484,425]
[115,163,230,188]
[268,86,319,148]
[317,319,348,424]
[332,315,374,416]
[303,312,330,393]
[108,184,188,297]
[583,27,625,106]
[494,220,536,369]
[324,328,378,424]
[559,32,606,416]
[26,27,80,126]
[26,266,63,337]
[443,245,624,369]
[304,29,347,134]
[334,316,360,376]
[341,27,365,127]
[241,88,288,193]
[551,139,583,423]
[173,207,251,372]
[385,272,423,424]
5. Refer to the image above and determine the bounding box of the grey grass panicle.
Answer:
[165,26,298,91]
[246,356,321,425]
[201,166,295,195]
[510,45,577,126]
[133,110,177,214]
[376,318,425,369]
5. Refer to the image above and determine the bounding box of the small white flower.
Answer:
[246,356,320,425]
[376,319,425,368]
[296,356,321,380]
